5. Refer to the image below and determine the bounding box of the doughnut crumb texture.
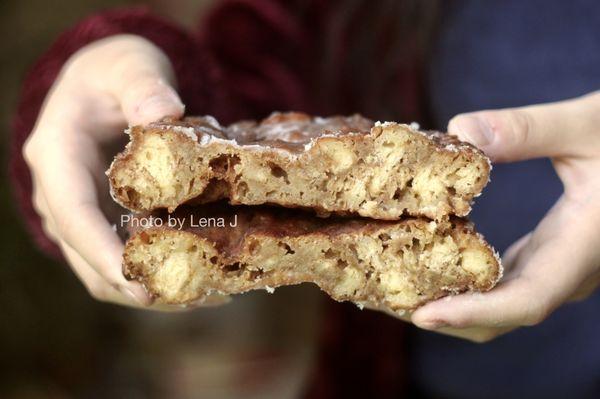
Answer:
[108,112,491,220]
[123,205,501,311]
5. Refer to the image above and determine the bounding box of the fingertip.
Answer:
[124,81,185,126]
[413,318,449,331]
[131,94,184,125]
[447,114,471,141]
[412,294,481,329]
[200,293,232,307]
[411,304,446,330]
[119,283,152,306]
[448,113,495,149]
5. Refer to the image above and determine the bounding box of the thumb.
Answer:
[119,77,184,126]
[99,36,185,125]
[447,92,600,162]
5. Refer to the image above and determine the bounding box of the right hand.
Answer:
[23,34,227,309]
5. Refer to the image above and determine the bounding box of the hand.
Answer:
[22,34,222,309]
[409,91,600,342]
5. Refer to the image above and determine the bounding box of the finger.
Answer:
[60,239,217,312]
[412,198,597,329]
[60,240,143,307]
[368,303,512,343]
[26,141,61,242]
[95,36,185,125]
[64,236,229,311]
[31,179,55,238]
[117,77,184,126]
[421,324,514,343]
[35,193,59,242]
[568,270,600,302]
[30,173,62,241]
[60,202,150,305]
[411,277,549,330]
[188,294,232,307]
[364,302,412,322]
[34,166,230,309]
[35,137,150,305]
[144,294,233,312]
[48,197,142,307]
[448,91,600,162]
[500,232,532,279]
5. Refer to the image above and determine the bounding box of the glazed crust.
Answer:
[123,205,501,311]
[108,112,491,220]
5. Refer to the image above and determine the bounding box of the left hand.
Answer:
[408,91,600,342]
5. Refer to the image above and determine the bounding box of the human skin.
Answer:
[24,34,600,329]
[406,92,600,342]
[22,34,229,309]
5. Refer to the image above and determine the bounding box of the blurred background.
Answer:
[0,1,324,398]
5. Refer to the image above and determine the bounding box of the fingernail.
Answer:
[205,294,232,306]
[138,93,184,119]
[120,286,144,305]
[454,116,495,147]
[419,319,449,330]
[191,294,232,307]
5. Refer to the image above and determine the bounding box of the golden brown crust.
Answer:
[108,112,491,220]
[123,205,501,311]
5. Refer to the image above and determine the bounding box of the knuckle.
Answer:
[40,218,58,243]
[54,214,79,242]
[22,136,40,166]
[32,189,46,214]
[31,193,43,214]
[509,110,533,146]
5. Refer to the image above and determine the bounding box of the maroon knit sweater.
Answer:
[10,1,423,397]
